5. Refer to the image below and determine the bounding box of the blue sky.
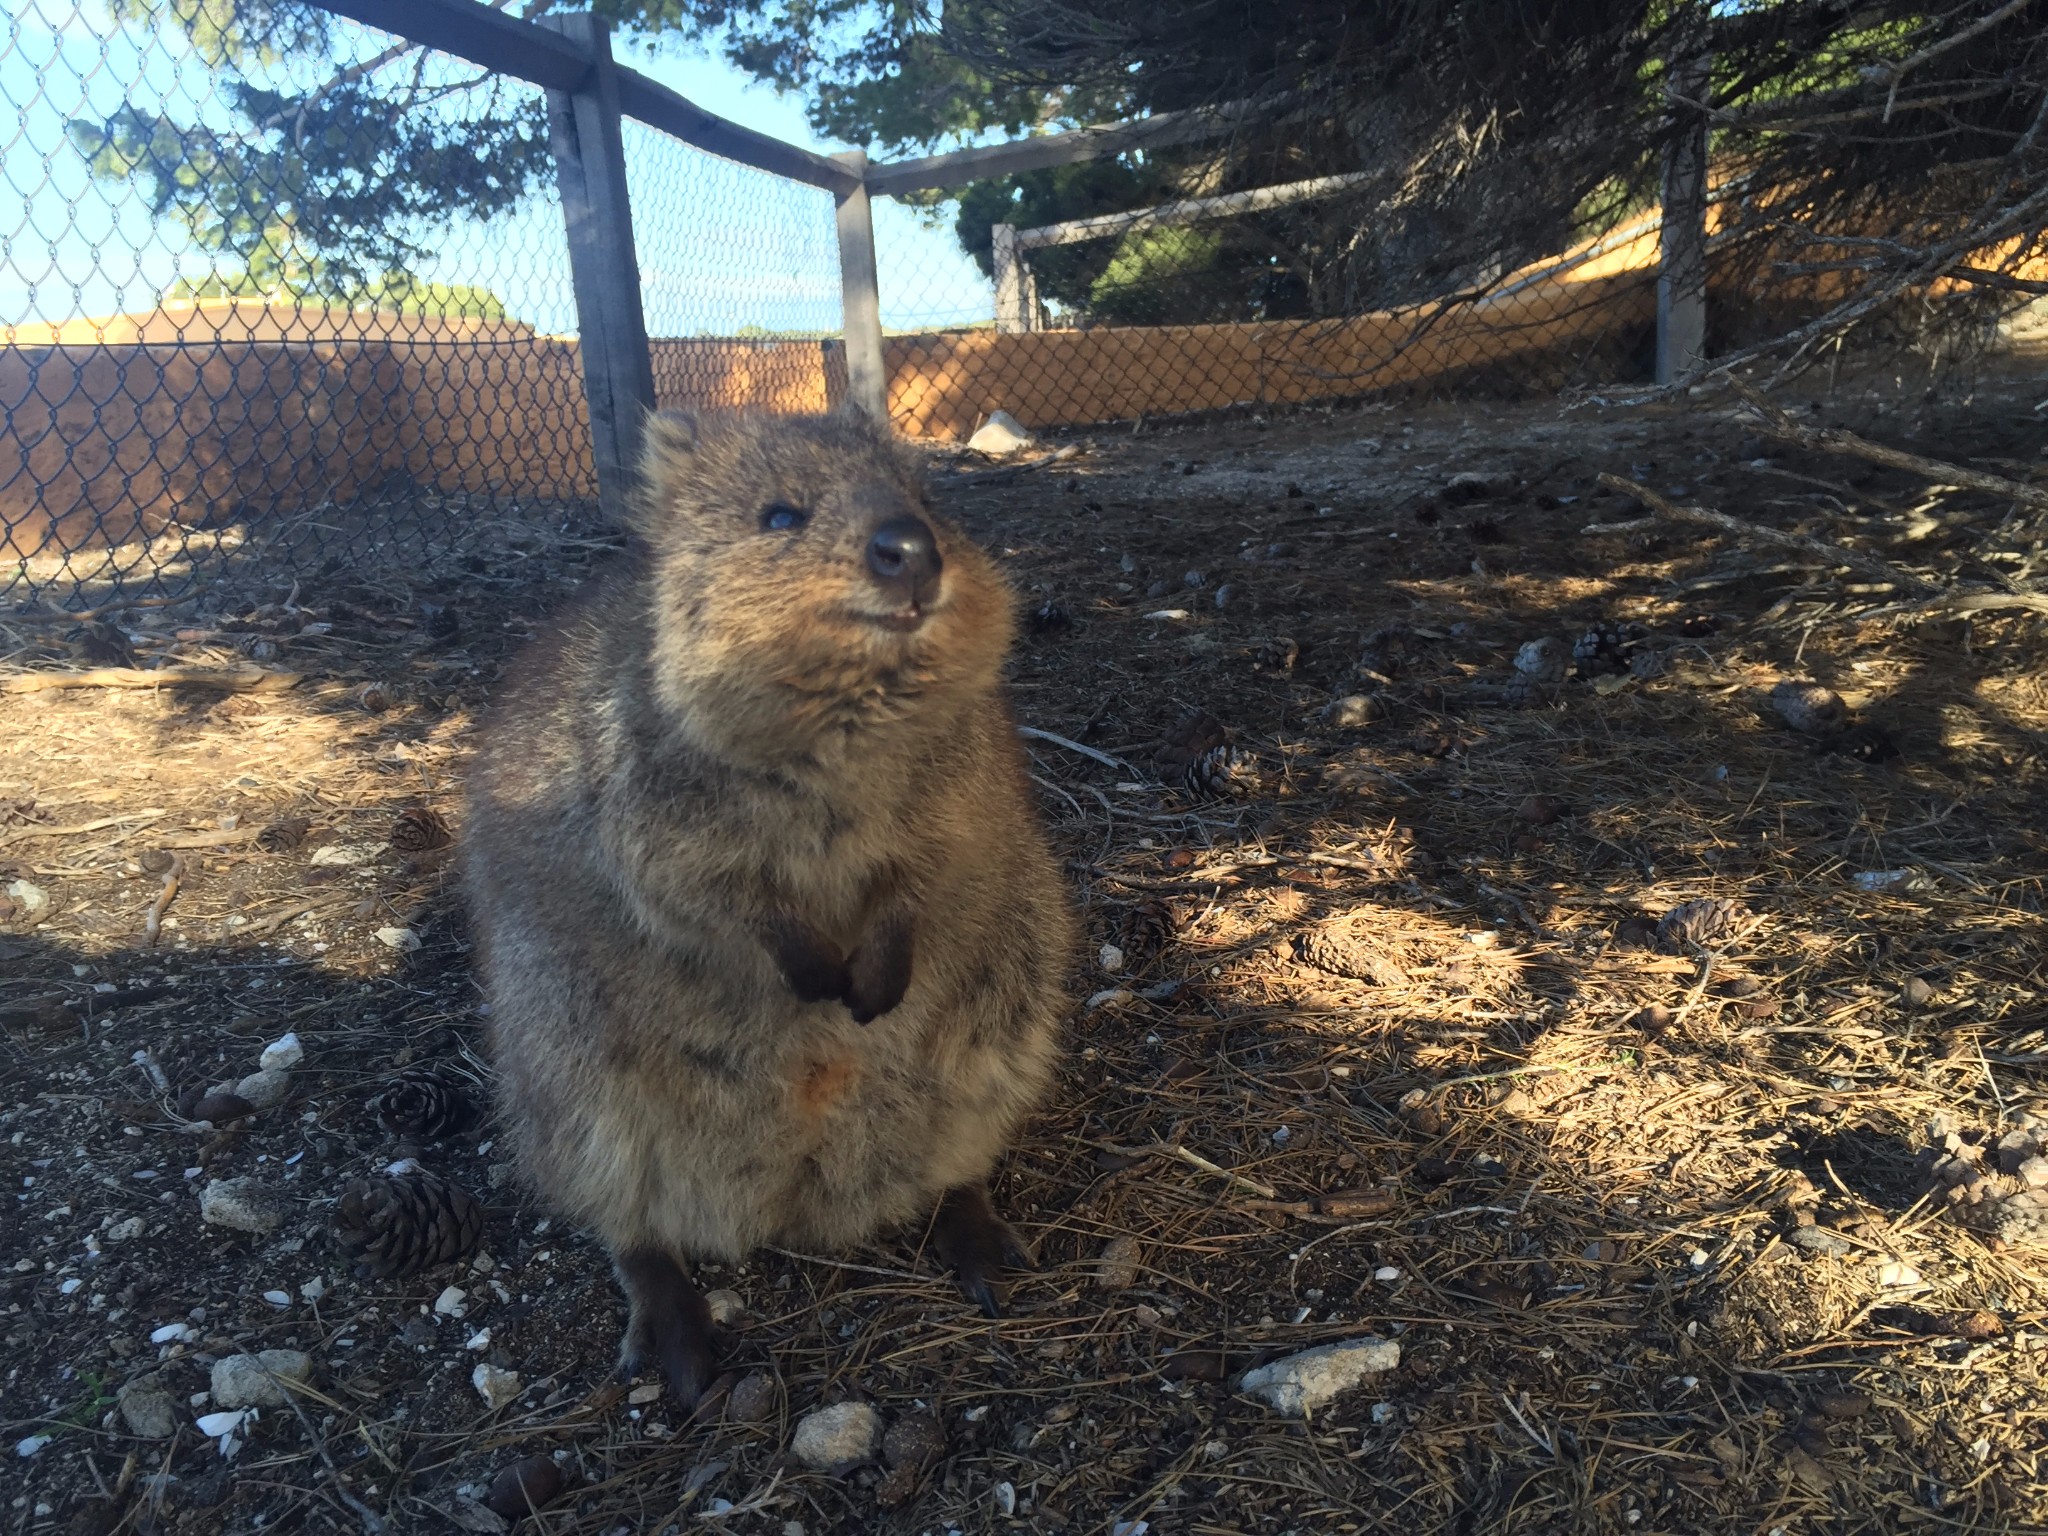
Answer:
[0,1,994,334]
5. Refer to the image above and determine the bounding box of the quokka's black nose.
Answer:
[865,516,943,597]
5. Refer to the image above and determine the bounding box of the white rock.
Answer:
[106,1216,144,1243]
[1514,638,1569,688]
[300,1277,326,1302]
[198,1178,282,1235]
[1324,694,1376,729]
[194,1410,248,1438]
[211,1350,313,1409]
[1142,609,1191,621]
[1373,1266,1401,1283]
[1878,1261,1923,1290]
[1098,943,1126,974]
[15,1435,50,1458]
[473,1363,522,1410]
[150,1322,196,1345]
[308,843,381,867]
[259,1032,303,1072]
[967,409,1033,457]
[5,879,50,916]
[2020,1156,2048,1190]
[1095,1235,1143,1290]
[704,1289,746,1326]
[1085,988,1134,1011]
[464,1330,492,1351]
[627,1383,662,1405]
[791,1401,883,1471]
[994,1481,1017,1516]
[375,926,421,952]
[434,1286,468,1316]
[262,1290,292,1308]
[1238,1337,1401,1418]
[232,1069,292,1110]
[118,1375,179,1439]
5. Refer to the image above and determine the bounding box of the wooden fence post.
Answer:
[541,11,655,521]
[991,223,1035,334]
[831,150,889,423]
[1657,52,1710,386]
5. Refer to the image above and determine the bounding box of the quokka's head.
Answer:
[631,411,1015,749]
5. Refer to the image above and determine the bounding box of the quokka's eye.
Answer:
[760,502,809,532]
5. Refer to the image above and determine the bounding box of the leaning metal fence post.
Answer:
[1656,51,1711,387]
[540,11,656,522]
[831,150,889,423]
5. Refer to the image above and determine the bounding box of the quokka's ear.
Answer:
[631,411,701,531]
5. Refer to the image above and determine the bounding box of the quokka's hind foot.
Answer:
[613,1247,719,1407]
[930,1183,1034,1319]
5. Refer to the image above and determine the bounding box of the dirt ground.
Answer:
[5,367,2048,1536]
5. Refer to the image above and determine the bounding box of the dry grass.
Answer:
[4,372,2048,1536]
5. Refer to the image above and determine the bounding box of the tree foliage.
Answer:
[70,0,2048,356]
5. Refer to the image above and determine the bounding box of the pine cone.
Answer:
[1183,744,1266,800]
[389,807,453,855]
[332,1172,482,1278]
[1572,621,1648,679]
[369,1066,475,1142]
[1656,898,1746,953]
[1152,709,1228,785]
[1292,925,1403,986]
[1116,899,1177,969]
[255,817,311,852]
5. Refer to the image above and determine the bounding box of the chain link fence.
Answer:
[0,0,607,608]
[5,0,1816,611]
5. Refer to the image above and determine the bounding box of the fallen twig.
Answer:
[1096,1140,1279,1199]
[0,665,300,694]
[1018,725,1134,773]
[1595,473,1937,596]
[142,855,186,947]
[1731,379,2048,510]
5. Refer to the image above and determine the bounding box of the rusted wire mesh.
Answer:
[0,2,592,609]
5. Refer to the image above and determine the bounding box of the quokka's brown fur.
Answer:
[463,410,1073,1399]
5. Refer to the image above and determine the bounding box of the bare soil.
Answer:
[5,371,2048,1536]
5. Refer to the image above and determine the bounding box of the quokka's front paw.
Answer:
[764,914,851,1005]
[930,1183,1033,1318]
[843,913,913,1024]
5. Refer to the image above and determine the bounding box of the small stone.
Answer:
[472,1363,522,1411]
[186,1092,256,1125]
[704,1288,745,1326]
[791,1401,882,1472]
[433,1285,467,1316]
[258,1032,303,1072]
[1323,694,1376,729]
[210,1349,313,1409]
[994,1480,1017,1516]
[1159,1348,1229,1382]
[483,1454,565,1518]
[118,1374,179,1439]
[1878,1261,1922,1289]
[1816,1391,1871,1420]
[1213,583,1238,610]
[262,1289,291,1308]
[2020,1157,2048,1190]
[1183,570,1206,589]
[1771,680,1847,735]
[968,409,1033,457]
[726,1370,776,1423]
[194,1410,248,1439]
[1442,470,1507,502]
[1516,793,1568,825]
[5,878,50,916]
[374,926,421,952]
[232,1069,292,1111]
[1095,1234,1143,1290]
[1902,977,1936,1007]
[198,1178,282,1235]
[1513,638,1569,689]
[1238,1337,1400,1418]
[106,1216,144,1243]
[1786,1226,1854,1256]
[627,1383,662,1405]
[882,1411,945,1468]
[1098,943,1126,974]
[1373,1265,1401,1282]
